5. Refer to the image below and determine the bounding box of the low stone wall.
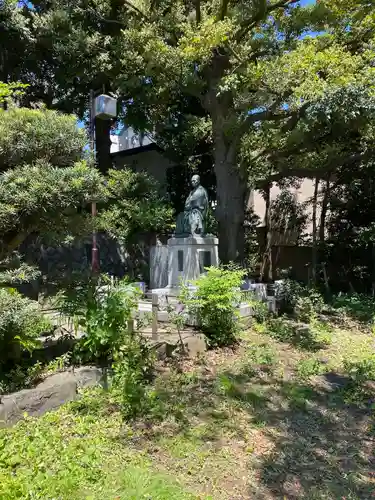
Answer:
[19,232,159,298]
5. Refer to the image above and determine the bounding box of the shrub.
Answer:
[0,361,44,394]
[0,352,74,394]
[57,276,156,421]
[296,358,326,380]
[266,316,296,342]
[331,293,375,324]
[343,356,375,385]
[275,279,325,321]
[266,315,331,350]
[180,267,244,347]
[0,288,50,370]
[342,355,375,406]
[57,276,141,364]
[248,298,270,323]
[275,278,305,314]
[294,296,313,322]
[112,332,155,422]
[295,289,325,323]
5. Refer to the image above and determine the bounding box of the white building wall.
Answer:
[251,178,325,240]
[110,126,153,154]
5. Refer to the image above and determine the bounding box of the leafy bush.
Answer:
[343,356,375,385]
[0,107,87,170]
[57,277,141,364]
[0,288,50,370]
[275,279,325,321]
[180,267,244,347]
[341,355,375,406]
[248,298,270,323]
[0,352,74,394]
[266,316,296,342]
[0,361,44,394]
[266,315,331,350]
[112,333,155,422]
[295,290,324,323]
[57,277,156,421]
[331,293,375,324]
[296,358,327,380]
[275,278,305,314]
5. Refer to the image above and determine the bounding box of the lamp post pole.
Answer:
[89,91,117,274]
[89,89,99,274]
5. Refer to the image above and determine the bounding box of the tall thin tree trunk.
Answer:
[311,177,319,285]
[319,175,331,293]
[260,183,272,281]
[319,174,331,244]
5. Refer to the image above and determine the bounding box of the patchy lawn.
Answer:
[0,325,374,499]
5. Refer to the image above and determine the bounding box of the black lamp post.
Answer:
[89,90,117,274]
[89,89,99,273]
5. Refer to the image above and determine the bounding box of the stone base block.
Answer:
[166,236,219,288]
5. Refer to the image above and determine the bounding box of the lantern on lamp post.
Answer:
[89,91,117,274]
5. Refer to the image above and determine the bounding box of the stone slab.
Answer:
[0,367,103,428]
[149,286,180,298]
[142,329,207,359]
[167,236,219,246]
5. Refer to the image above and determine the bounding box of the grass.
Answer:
[0,395,199,500]
[0,322,374,499]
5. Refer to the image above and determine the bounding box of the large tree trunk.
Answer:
[206,57,247,264]
[95,118,112,174]
[213,143,247,264]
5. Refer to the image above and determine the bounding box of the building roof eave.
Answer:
[110,142,163,158]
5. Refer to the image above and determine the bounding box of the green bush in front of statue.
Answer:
[180,267,244,347]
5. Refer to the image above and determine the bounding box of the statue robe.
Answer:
[175,185,208,236]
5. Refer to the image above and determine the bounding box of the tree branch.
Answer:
[281,101,310,132]
[218,0,230,20]
[227,100,287,158]
[90,0,149,22]
[256,148,375,189]
[87,3,148,27]
[254,147,375,189]
[121,0,149,20]
[236,0,299,42]
[238,102,289,136]
[88,12,125,26]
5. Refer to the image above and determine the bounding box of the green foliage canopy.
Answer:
[112,0,375,262]
[0,88,172,283]
[0,107,87,171]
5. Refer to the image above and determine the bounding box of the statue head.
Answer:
[191,174,200,188]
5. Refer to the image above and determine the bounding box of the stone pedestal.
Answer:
[149,244,168,289]
[151,236,218,297]
[167,236,218,287]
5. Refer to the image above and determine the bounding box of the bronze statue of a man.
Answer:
[175,175,209,236]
